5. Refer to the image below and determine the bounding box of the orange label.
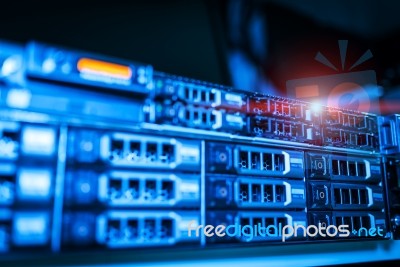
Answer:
[77,58,132,80]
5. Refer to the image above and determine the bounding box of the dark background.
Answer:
[1,0,400,100]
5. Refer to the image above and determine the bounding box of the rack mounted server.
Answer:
[0,40,398,259]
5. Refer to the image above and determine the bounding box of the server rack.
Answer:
[0,40,397,264]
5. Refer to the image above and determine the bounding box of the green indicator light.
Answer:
[157,80,163,88]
